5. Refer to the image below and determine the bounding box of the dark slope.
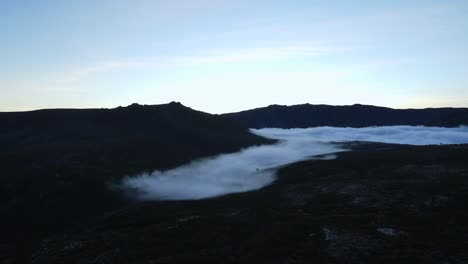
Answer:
[28,143,468,264]
[0,102,271,261]
[222,104,468,128]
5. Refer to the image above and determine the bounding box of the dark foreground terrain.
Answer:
[20,143,468,264]
[0,102,271,263]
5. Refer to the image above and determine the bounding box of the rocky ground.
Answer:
[19,142,468,264]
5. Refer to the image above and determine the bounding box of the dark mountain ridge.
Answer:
[222,103,468,128]
[0,102,271,261]
[1,102,267,152]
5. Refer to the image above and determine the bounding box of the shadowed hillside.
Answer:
[0,102,271,261]
[27,143,468,264]
[222,104,468,128]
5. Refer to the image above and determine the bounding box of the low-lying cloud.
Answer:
[253,126,468,145]
[121,137,344,201]
[121,126,468,201]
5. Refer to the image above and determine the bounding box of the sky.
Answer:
[1,0,468,113]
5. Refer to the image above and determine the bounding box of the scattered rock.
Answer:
[376,228,398,237]
[424,195,449,208]
[177,215,200,223]
[323,228,338,241]
[62,241,84,252]
[229,210,241,216]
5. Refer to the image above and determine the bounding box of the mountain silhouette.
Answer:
[222,104,468,128]
[0,102,271,259]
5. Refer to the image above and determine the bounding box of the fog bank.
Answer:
[252,126,468,145]
[121,126,468,201]
[121,136,344,201]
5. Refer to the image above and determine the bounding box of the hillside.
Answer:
[222,104,468,128]
[27,143,468,264]
[0,102,271,261]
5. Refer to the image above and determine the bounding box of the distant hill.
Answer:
[0,101,268,154]
[222,104,468,128]
[0,102,271,255]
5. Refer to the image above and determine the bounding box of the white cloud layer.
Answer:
[121,135,344,201]
[121,126,468,201]
[253,126,468,146]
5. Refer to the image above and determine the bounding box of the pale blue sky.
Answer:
[1,0,468,113]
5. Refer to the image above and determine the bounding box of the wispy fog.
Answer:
[121,135,344,201]
[253,126,468,145]
[121,126,468,201]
